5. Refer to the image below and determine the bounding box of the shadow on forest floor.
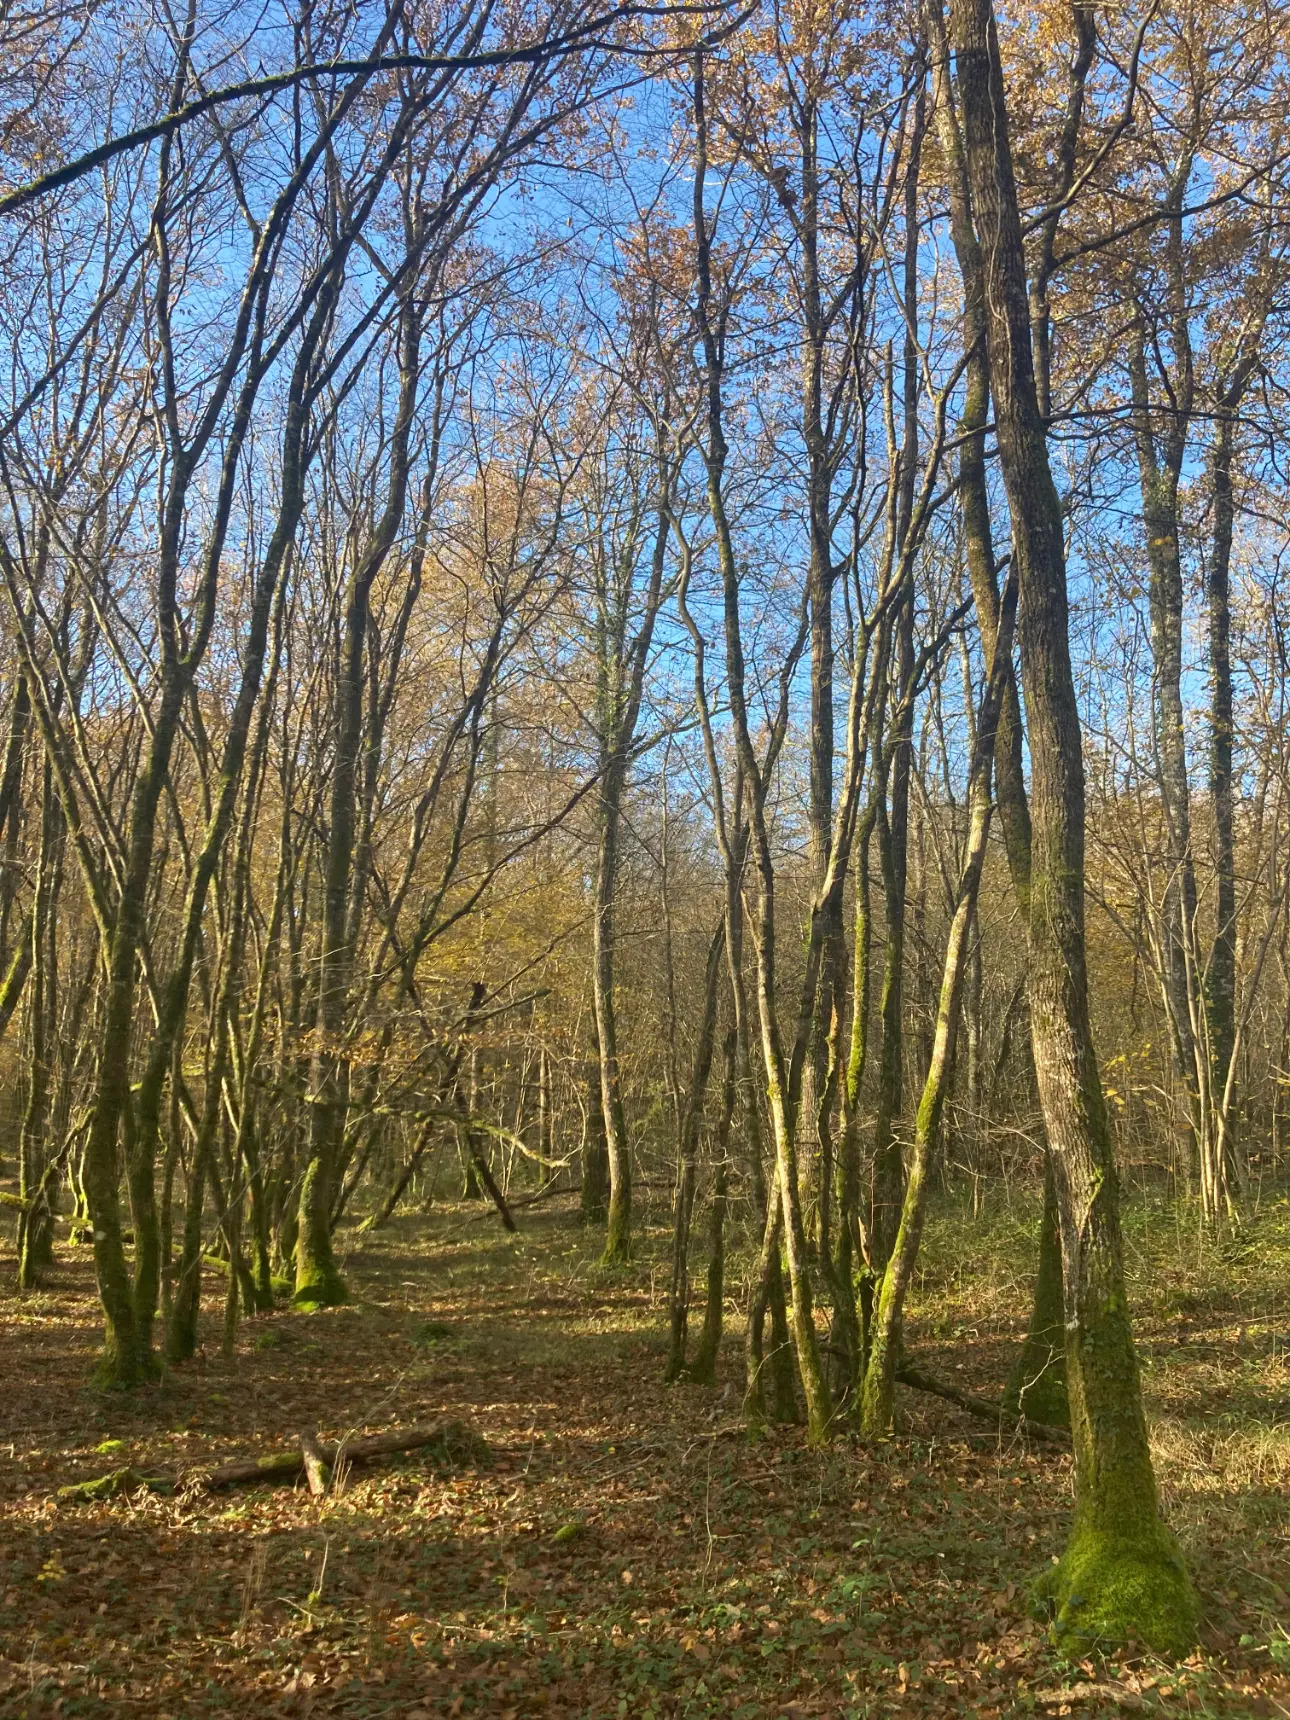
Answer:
[1,1189,1289,1717]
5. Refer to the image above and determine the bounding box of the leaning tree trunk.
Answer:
[861,572,1015,1436]
[949,0,1197,1655]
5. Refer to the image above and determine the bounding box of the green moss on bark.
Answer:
[1034,1522,1198,1659]
[294,1156,347,1308]
[293,1263,348,1310]
[58,1467,171,1505]
[600,1196,632,1266]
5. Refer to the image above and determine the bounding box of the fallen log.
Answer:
[896,1363,1069,1445]
[56,1419,490,1505]
[56,1467,172,1505]
[196,1418,491,1489]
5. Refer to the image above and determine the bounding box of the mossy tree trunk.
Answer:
[926,0,1066,1425]
[948,0,1197,1654]
[861,572,1016,1438]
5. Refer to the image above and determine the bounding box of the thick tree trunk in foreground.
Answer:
[950,0,1197,1655]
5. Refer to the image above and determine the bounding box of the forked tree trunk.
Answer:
[948,0,1197,1655]
[297,286,428,1308]
[691,58,816,1434]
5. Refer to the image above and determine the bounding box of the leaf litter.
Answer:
[1,1197,1288,1718]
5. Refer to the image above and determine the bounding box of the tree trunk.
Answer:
[949,0,1196,1654]
[861,572,1016,1436]
[1128,323,1201,1131]
[687,1022,735,1387]
[593,756,633,1263]
[17,766,60,1287]
[1004,1155,1068,1426]
[297,295,426,1307]
[665,920,725,1381]
[580,1033,610,1221]
[1203,400,1240,1212]
[926,0,1065,1424]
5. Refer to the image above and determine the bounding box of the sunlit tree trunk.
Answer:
[949,0,1197,1653]
[926,0,1066,1424]
[862,575,1016,1434]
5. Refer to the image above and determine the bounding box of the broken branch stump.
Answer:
[300,1428,332,1497]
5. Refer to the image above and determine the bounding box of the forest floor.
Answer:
[1,1183,1289,1719]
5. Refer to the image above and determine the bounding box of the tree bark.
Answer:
[926,0,1063,1420]
[687,1021,735,1387]
[948,0,1197,1654]
[861,571,1016,1436]
[665,920,725,1380]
